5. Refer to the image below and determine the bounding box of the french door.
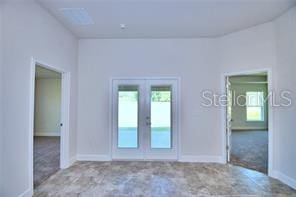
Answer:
[112,79,179,160]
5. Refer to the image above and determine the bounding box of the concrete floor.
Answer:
[230,130,268,174]
[34,161,296,196]
[34,136,60,188]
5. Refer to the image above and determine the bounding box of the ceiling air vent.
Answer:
[60,8,94,26]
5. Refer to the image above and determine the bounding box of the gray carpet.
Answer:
[230,130,268,174]
[34,136,60,188]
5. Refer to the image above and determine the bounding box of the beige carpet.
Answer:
[34,136,60,188]
[230,130,268,174]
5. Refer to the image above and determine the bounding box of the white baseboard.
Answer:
[69,156,77,166]
[270,170,296,189]
[179,155,224,163]
[76,154,111,161]
[76,154,224,163]
[18,188,33,197]
[34,132,60,137]
[231,127,268,131]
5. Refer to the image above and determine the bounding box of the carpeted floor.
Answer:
[34,161,296,196]
[230,130,268,174]
[34,136,60,188]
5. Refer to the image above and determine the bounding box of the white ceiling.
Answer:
[37,0,296,39]
[36,65,61,79]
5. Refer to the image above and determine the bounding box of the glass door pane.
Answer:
[150,86,172,149]
[118,85,139,148]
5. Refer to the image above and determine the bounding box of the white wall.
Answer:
[218,16,296,188]
[77,39,223,160]
[217,22,276,73]
[1,1,78,196]
[0,3,3,197]
[77,23,277,163]
[273,7,296,188]
[34,78,61,136]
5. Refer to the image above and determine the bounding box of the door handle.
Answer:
[146,117,151,126]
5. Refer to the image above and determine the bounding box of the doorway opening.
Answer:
[29,59,71,194]
[33,65,62,188]
[111,78,179,160]
[225,71,270,174]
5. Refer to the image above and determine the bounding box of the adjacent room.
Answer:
[228,73,268,174]
[33,66,62,188]
[0,0,296,196]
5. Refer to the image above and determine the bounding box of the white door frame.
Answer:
[221,68,273,176]
[110,77,181,161]
[28,57,71,193]
[225,76,232,162]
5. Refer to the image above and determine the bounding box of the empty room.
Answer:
[227,73,269,174]
[33,65,62,188]
[0,0,296,196]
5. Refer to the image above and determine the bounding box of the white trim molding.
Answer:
[68,156,77,166]
[179,155,224,163]
[110,77,181,161]
[34,132,60,137]
[221,68,274,176]
[270,170,296,190]
[18,188,33,197]
[76,154,111,161]
[231,127,268,131]
[29,58,72,195]
[77,154,225,163]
